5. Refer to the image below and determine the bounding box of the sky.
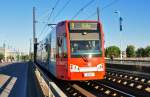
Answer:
[0,0,150,53]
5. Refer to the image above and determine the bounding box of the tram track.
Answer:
[107,68,150,83]
[104,68,150,96]
[60,68,150,97]
[76,81,134,97]
[56,81,87,97]
[57,80,134,97]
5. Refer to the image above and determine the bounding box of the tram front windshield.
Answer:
[69,22,102,57]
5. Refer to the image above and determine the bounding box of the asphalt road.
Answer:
[0,62,39,97]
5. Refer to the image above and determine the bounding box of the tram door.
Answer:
[57,35,68,79]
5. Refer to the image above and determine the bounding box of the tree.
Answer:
[16,55,20,61]
[105,46,120,58]
[0,53,4,62]
[29,53,34,61]
[145,46,150,57]
[136,48,145,57]
[21,55,29,61]
[7,56,14,62]
[126,45,135,57]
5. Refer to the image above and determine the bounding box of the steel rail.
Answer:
[104,69,150,96]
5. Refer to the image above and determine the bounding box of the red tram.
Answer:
[36,20,105,80]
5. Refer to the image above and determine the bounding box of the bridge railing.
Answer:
[105,58,150,66]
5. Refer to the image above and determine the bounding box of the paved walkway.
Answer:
[0,62,28,97]
[0,62,43,97]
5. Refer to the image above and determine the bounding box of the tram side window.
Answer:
[62,38,67,58]
[57,37,62,58]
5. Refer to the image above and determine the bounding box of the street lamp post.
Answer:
[114,10,123,60]
[3,41,6,62]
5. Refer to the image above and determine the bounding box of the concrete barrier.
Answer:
[34,63,67,97]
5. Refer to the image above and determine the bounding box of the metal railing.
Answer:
[106,58,150,66]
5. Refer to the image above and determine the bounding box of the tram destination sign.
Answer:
[69,22,97,30]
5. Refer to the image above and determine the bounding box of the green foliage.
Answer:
[7,56,14,61]
[0,53,4,61]
[136,48,145,57]
[145,46,150,57]
[7,56,14,59]
[29,53,34,61]
[105,46,120,58]
[126,45,135,57]
[16,55,20,61]
[21,55,29,61]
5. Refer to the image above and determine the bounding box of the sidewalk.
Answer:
[0,63,28,97]
[0,74,17,97]
[0,62,44,97]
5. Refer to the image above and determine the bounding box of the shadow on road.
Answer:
[0,62,28,97]
[0,62,44,97]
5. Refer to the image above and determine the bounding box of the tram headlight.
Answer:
[97,64,104,71]
[70,64,79,72]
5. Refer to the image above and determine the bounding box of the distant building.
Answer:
[0,46,21,62]
[0,47,5,55]
[122,51,126,58]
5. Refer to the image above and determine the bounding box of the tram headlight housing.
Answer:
[97,64,104,71]
[70,64,79,72]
